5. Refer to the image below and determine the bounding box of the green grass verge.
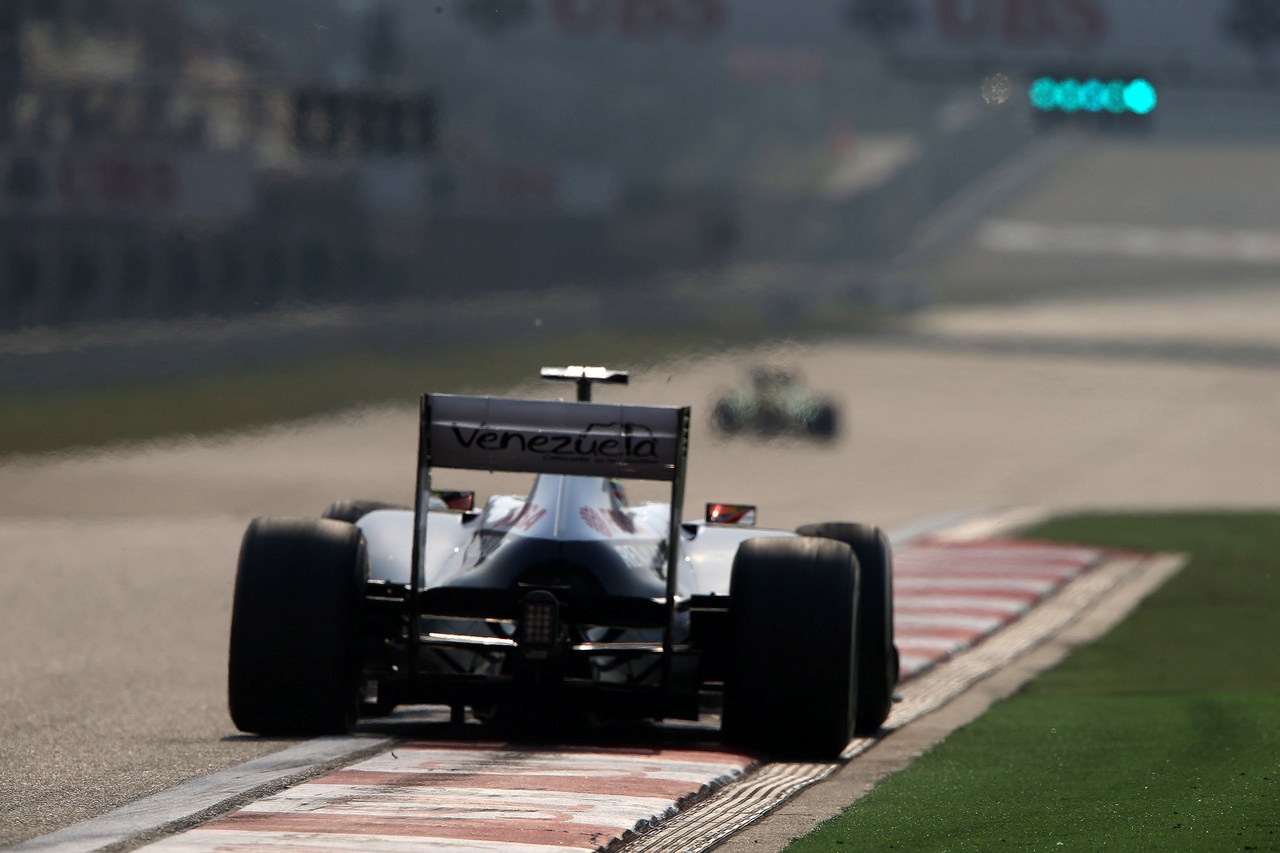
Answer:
[0,325,763,459]
[788,511,1280,852]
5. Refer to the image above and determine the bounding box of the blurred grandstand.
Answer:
[0,0,1015,331]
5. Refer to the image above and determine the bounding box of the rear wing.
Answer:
[424,394,686,481]
[407,392,692,670]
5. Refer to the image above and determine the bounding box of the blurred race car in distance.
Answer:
[228,366,893,759]
[711,366,839,440]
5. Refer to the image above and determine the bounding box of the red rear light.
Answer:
[706,503,757,525]
[518,590,560,659]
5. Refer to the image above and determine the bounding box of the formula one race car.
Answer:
[710,366,839,441]
[228,366,896,758]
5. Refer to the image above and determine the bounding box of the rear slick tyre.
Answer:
[797,522,897,735]
[228,517,368,736]
[722,536,859,759]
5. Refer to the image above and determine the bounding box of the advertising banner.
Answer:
[847,1,1280,82]
[0,147,251,218]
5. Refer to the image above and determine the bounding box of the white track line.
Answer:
[979,219,1280,264]
[9,736,398,853]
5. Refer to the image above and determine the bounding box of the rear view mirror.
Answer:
[706,503,756,526]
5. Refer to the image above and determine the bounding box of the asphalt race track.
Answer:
[5,139,1280,846]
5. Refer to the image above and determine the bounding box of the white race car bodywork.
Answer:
[358,475,790,596]
[357,473,791,698]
